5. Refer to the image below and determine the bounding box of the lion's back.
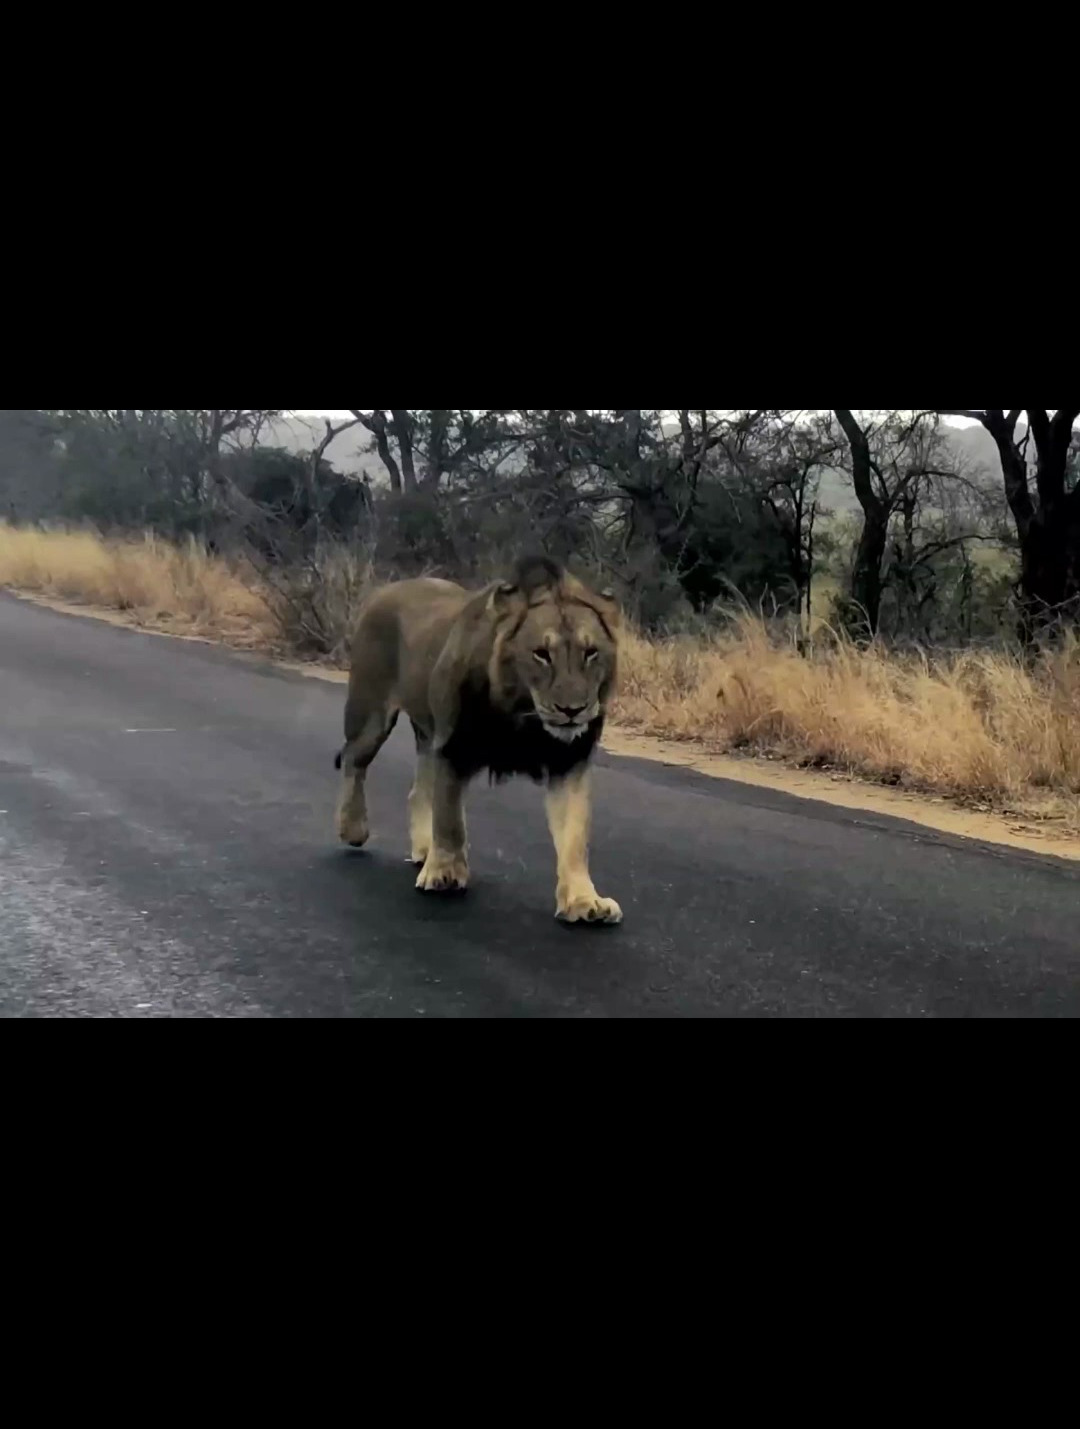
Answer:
[348,578,473,727]
[352,577,467,650]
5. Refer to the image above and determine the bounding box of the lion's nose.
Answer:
[557,704,587,721]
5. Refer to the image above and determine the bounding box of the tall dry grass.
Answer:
[0,525,273,646]
[3,526,1078,823]
[618,616,1080,822]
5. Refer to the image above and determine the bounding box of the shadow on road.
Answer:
[315,847,638,1017]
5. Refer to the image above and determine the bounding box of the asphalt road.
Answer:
[2,592,1078,1019]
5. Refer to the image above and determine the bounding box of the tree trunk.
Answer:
[851,509,889,637]
[390,410,418,493]
[980,407,1080,636]
[835,409,888,637]
[199,409,230,539]
[354,411,403,495]
[1021,409,1080,626]
[425,410,451,488]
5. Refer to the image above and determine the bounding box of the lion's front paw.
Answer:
[337,813,370,848]
[557,891,623,926]
[416,852,470,894]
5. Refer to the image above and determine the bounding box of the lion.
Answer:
[335,557,623,925]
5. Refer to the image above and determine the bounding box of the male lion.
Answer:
[335,557,623,925]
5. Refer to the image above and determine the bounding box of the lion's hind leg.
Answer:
[415,754,470,894]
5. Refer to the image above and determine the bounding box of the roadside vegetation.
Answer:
[618,619,1080,825]
[0,525,273,646]
[3,523,1078,829]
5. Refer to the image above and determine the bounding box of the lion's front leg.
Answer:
[408,749,435,866]
[546,768,622,926]
[416,755,470,894]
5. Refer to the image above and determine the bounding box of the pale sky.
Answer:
[299,409,978,426]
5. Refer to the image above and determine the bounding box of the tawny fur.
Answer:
[335,560,623,925]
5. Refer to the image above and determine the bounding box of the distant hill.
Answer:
[818,423,1004,515]
[946,424,1002,476]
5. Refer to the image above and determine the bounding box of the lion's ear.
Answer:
[592,585,622,633]
[488,580,522,615]
[593,580,621,613]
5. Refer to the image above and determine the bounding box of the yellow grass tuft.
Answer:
[0,525,273,646]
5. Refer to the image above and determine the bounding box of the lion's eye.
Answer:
[584,648,599,664]
[534,648,552,664]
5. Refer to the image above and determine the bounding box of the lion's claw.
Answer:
[416,855,470,894]
[557,894,623,926]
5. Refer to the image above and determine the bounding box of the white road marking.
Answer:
[125,729,179,735]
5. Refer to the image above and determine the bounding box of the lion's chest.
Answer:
[441,688,603,784]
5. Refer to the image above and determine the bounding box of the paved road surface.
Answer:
[1,593,1078,1018]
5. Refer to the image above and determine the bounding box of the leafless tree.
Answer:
[834,410,967,636]
[937,408,1080,633]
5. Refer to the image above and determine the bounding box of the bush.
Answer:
[256,540,373,661]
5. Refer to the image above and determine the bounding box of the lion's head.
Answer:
[489,557,620,742]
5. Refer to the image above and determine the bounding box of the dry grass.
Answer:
[0,525,273,647]
[618,616,1080,825]
[3,526,1079,826]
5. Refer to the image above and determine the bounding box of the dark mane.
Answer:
[511,555,564,598]
[441,681,602,785]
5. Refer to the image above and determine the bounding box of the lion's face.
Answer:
[494,568,619,742]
